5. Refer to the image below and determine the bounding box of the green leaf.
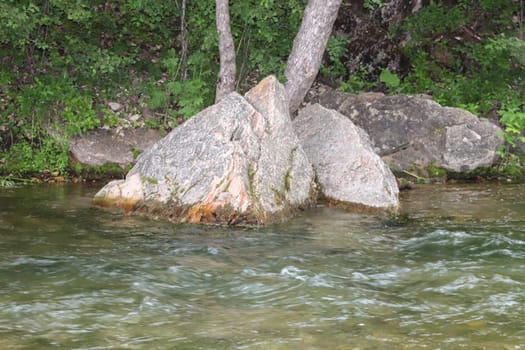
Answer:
[379,69,400,88]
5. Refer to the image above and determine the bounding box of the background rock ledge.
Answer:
[317,91,504,174]
[69,128,162,169]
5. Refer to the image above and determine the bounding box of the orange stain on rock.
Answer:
[184,203,218,224]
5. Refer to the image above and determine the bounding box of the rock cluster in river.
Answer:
[316,91,504,174]
[94,76,400,225]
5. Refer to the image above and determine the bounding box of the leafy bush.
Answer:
[363,0,384,11]
[1,0,523,177]
[339,66,375,93]
[500,105,525,147]
[397,1,523,112]
[379,69,400,90]
[321,36,350,80]
[399,1,467,43]
[2,138,69,175]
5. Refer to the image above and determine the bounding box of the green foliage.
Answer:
[399,37,524,118]
[379,69,400,90]
[394,0,524,175]
[1,0,522,179]
[70,160,128,179]
[147,88,169,111]
[131,147,141,160]
[321,36,350,80]
[103,109,120,128]
[498,154,525,178]
[363,0,384,11]
[141,0,307,124]
[499,105,525,147]
[62,96,100,136]
[427,163,448,178]
[397,1,468,44]
[0,175,37,188]
[144,47,214,125]
[397,1,523,115]
[230,0,306,84]
[0,0,187,176]
[167,79,210,119]
[145,77,211,123]
[339,66,375,93]
[0,177,16,188]
[2,138,69,176]
[0,75,106,176]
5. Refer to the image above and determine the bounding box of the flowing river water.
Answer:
[1,183,525,349]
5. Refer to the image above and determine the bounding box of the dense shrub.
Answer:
[0,0,523,177]
[0,0,307,176]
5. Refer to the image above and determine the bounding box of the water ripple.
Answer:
[2,183,525,349]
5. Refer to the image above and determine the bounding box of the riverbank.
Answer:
[1,88,522,190]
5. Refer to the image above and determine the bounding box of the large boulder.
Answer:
[93,76,316,225]
[293,104,399,212]
[317,91,504,173]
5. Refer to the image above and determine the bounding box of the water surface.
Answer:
[1,183,525,349]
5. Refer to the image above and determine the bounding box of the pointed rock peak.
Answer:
[245,75,289,123]
[246,75,281,99]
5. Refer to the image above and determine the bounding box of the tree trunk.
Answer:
[180,0,188,81]
[519,0,525,40]
[284,0,342,114]
[215,0,236,103]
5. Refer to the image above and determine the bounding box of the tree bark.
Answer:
[519,0,524,40]
[284,0,342,114]
[180,0,188,81]
[215,0,236,103]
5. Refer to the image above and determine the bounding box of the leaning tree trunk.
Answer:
[284,0,342,113]
[215,0,236,103]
